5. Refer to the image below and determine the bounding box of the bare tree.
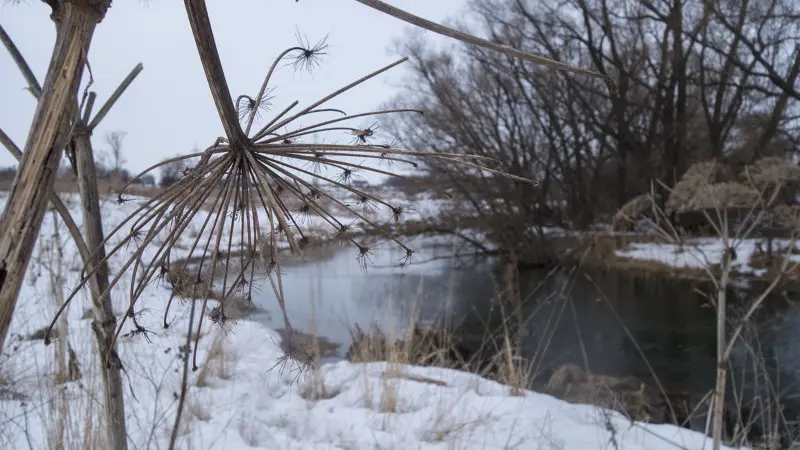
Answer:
[390,0,798,249]
[105,130,127,176]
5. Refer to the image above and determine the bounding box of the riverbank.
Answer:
[0,192,744,449]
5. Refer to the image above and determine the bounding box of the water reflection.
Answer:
[253,238,800,412]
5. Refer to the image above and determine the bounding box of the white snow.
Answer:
[0,191,741,449]
[616,237,800,276]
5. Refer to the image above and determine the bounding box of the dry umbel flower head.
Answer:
[612,193,654,231]
[745,156,800,189]
[45,0,609,372]
[46,37,529,371]
[665,160,731,214]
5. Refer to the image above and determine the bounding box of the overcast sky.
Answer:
[0,0,468,181]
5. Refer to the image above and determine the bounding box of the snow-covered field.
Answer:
[0,191,741,449]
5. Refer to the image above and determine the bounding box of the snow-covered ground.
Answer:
[616,237,800,276]
[0,191,742,449]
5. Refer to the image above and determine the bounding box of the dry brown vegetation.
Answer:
[343,321,692,428]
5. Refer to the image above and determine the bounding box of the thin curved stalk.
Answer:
[119,148,226,193]
[251,101,299,142]
[253,142,501,163]
[286,151,417,167]
[353,0,616,93]
[167,296,195,450]
[262,58,408,137]
[259,109,423,144]
[245,46,304,135]
[268,151,455,197]
[250,107,349,143]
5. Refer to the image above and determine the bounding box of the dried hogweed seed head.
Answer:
[391,205,414,223]
[398,248,414,267]
[356,243,375,272]
[117,194,132,205]
[292,31,329,72]
[236,91,273,122]
[48,35,538,372]
[350,122,379,145]
[333,223,352,246]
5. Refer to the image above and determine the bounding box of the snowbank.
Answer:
[0,192,739,449]
[616,237,800,276]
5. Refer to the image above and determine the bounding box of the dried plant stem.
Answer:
[0,1,110,353]
[244,46,304,135]
[0,24,42,98]
[183,0,247,147]
[712,248,731,450]
[257,57,409,140]
[263,108,423,142]
[120,148,226,192]
[254,142,501,163]
[3,20,138,447]
[72,126,129,450]
[168,297,196,450]
[87,63,143,129]
[0,128,90,263]
[352,0,616,93]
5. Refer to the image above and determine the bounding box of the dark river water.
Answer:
[252,237,800,425]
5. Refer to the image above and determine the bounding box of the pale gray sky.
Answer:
[0,0,467,181]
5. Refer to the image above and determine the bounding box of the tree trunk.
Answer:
[73,126,128,450]
[0,1,110,352]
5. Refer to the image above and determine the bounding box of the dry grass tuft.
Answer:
[346,324,477,371]
[379,379,399,413]
[545,364,655,422]
[186,399,211,423]
[236,412,262,446]
[195,331,234,387]
[381,368,448,387]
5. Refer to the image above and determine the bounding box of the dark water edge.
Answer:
[251,239,800,441]
[476,267,793,382]
[435,260,800,444]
